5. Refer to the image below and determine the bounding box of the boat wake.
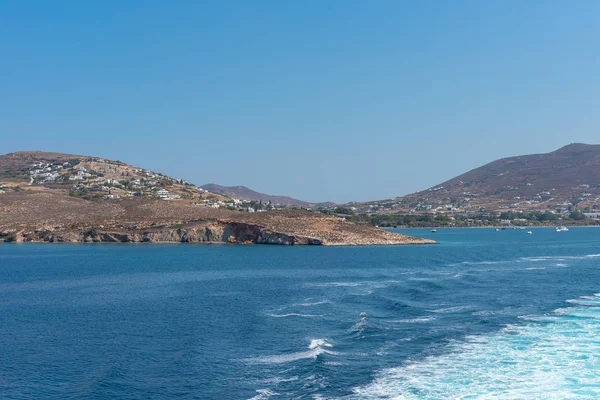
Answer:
[345,293,600,399]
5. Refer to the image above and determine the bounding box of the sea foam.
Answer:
[245,339,336,365]
[248,388,279,400]
[345,294,600,399]
[265,313,323,318]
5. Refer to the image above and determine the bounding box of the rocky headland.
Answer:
[0,152,434,246]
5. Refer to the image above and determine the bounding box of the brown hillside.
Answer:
[0,152,432,246]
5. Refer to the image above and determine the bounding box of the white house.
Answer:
[155,188,180,200]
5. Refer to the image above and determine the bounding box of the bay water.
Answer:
[1,228,600,399]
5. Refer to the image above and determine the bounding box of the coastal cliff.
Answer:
[0,191,434,246]
[0,151,434,246]
[0,217,433,246]
[0,220,325,245]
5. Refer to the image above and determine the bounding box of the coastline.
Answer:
[0,223,436,246]
[385,223,600,229]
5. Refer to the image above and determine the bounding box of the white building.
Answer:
[155,188,180,200]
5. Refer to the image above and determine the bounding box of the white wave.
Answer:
[260,376,299,385]
[472,310,496,316]
[245,339,336,365]
[453,260,505,266]
[248,389,279,400]
[344,294,600,399]
[294,300,331,307]
[521,257,567,262]
[265,313,323,318]
[309,338,332,349]
[307,281,396,297]
[390,316,436,323]
[555,307,600,319]
[309,282,363,287]
[526,262,567,268]
[566,298,600,306]
[347,312,370,336]
[451,254,600,268]
[521,254,600,262]
[308,280,400,289]
[428,305,473,314]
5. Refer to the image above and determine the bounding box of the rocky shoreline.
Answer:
[0,219,435,246]
[0,189,435,246]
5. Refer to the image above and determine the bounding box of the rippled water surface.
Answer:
[2,228,600,399]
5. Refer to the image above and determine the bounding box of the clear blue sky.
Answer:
[1,1,599,203]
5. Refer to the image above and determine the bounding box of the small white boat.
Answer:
[527,231,533,235]
[431,229,437,233]
[555,226,569,232]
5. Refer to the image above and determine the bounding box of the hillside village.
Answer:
[339,144,600,226]
[18,156,225,203]
[0,153,299,213]
[349,183,600,218]
[0,152,433,246]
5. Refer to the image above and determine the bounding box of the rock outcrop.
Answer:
[0,217,433,246]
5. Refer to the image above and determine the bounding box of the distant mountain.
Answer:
[201,184,333,208]
[418,143,600,197]
[352,143,600,215]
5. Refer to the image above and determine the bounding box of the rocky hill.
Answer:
[422,143,600,198]
[0,151,227,203]
[351,143,600,216]
[0,152,432,246]
[201,183,333,208]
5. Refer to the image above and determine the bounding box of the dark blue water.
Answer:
[1,228,600,399]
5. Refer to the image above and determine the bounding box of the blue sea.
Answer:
[1,228,600,399]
